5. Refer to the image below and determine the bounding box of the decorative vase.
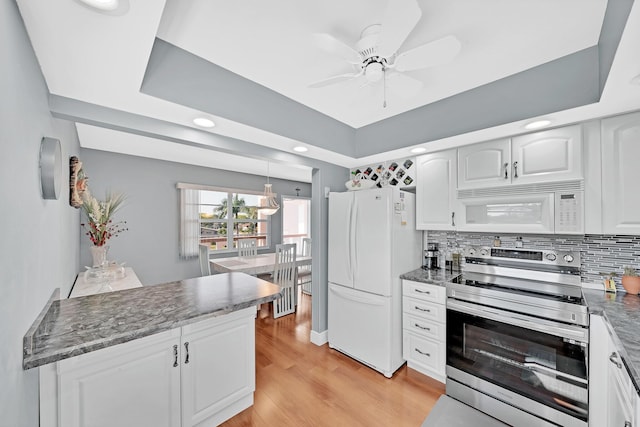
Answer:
[621,275,640,295]
[89,245,109,267]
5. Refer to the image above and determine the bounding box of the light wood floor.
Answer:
[221,293,445,427]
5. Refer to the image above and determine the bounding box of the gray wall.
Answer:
[79,149,312,285]
[0,2,81,426]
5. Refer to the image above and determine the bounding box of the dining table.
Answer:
[210,253,312,276]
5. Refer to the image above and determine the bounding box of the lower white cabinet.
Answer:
[40,307,256,427]
[402,280,446,383]
[589,314,640,427]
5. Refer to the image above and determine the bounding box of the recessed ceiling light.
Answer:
[79,0,119,11]
[410,147,427,154]
[524,120,552,130]
[293,146,308,153]
[193,117,216,128]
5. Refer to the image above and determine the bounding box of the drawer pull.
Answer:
[609,352,622,369]
[415,289,431,295]
[414,323,431,331]
[415,306,431,312]
[415,348,431,357]
[173,345,178,367]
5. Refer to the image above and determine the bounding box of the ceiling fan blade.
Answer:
[377,0,422,58]
[312,33,362,64]
[395,35,461,72]
[308,71,362,88]
[386,72,424,98]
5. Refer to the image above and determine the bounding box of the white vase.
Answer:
[90,245,109,267]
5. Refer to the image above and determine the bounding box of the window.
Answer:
[178,183,271,257]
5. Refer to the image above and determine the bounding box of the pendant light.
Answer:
[259,162,279,216]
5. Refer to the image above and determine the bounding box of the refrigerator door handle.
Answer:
[348,197,356,282]
[352,199,358,280]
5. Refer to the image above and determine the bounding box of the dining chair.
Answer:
[272,243,297,318]
[298,238,312,295]
[237,238,258,257]
[199,244,211,276]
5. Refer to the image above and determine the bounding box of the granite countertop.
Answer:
[583,288,640,394]
[23,272,281,370]
[400,267,461,285]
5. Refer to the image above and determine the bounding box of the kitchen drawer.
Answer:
[403,280,446,305]
[403,314,445,342]
[403,296,445,322]
[404,332,443,373]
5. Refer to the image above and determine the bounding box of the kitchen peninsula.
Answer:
[23,272,281,427]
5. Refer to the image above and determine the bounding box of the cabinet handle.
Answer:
[624,422,631,427]
[513,161,519,178]
[414,323,431,331]
[451,211,456,227]
[609,352,622,369]
[173,345,178,368]
[184,342,190,364]
[415,306,431,313]
[504,162,509,179]
[415,348,431,357]
[415,289,431,295]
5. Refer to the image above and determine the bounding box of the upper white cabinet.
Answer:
[457,125,583,189]
[601,111,640,235]
[457,138,511,189]
[416,149,457,230]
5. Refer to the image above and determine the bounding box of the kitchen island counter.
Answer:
[23,272,281,370]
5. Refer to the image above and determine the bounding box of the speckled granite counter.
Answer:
[583,288,640,394]
[23,272,281,370]
[400,267,461,285]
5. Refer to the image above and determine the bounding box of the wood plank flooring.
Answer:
[221,293,445,426]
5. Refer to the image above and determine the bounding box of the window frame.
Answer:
[178,183,272,256]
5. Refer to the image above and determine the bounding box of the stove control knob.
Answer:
[480,248,488,256]
[545,252,557,261]
[563,254,575,263]
[467,247,476,256]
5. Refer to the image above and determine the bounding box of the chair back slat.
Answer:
[238,238,258,257]
[272,243,297,318]
[199,244,211,276]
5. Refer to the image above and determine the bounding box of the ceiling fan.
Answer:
[308,0,461,104]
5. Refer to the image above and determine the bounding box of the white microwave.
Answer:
[456,185,584,235]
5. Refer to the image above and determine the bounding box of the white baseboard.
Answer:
[310,329,328,346]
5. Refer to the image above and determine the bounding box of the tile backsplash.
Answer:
[425,231,640,291]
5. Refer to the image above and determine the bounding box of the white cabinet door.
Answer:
[457,126,583,190]
[58,330,182,427]
[416,150,457,230]
[457,138,511,189]
[602,112,640,235]
[181,308,256,427]
[511,125,583,185]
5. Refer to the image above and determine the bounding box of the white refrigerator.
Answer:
[328,187,421,378]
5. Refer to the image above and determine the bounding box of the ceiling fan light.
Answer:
[78,0,119,11]
[365,62,384,82]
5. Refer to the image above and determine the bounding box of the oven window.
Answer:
[447,309,588,421]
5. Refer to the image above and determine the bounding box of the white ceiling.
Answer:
[15,0,640,182]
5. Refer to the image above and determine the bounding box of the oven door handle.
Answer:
[447,299,588,342]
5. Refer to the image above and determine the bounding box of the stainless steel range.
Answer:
[446,247,588,427]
